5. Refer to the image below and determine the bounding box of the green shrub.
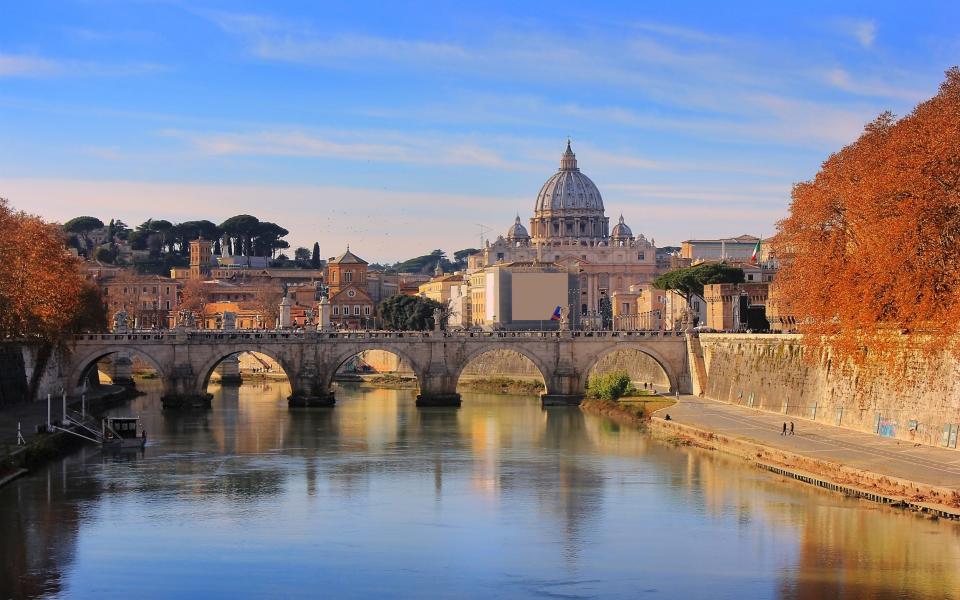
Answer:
[587,371,632,401]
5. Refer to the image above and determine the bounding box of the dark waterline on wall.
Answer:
[1,381,958,599]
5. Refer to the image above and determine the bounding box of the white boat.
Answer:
[102,416,147,450]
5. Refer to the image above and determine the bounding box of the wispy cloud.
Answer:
[0,54,60,77]
[206,11,467,65]
[606,182,790,204]
[820,67,925,102]
[0,52,166,78]
[202,9,925,150]
[161,128,524,169]
[631,21,729,44]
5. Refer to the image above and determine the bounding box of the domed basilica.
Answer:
[469,141,659,315]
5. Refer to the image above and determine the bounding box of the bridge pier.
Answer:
[542,369,584,407]
[416,366,461,407]
[104,353,135,388]
[216,354,242,386]
[161,365,212,410]
[540,393,583,406]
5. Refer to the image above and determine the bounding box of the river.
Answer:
[1,380,958,599]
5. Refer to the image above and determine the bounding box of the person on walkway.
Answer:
[782,422,787,435]
[790,422,795,435]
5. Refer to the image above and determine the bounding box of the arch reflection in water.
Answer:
[0,381,958,599]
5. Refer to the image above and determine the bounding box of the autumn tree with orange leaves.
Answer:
[0,198,105,340]
[775,67,960,373]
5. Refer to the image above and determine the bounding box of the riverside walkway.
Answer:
[656,395,960,494]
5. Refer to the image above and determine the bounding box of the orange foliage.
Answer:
[775,67,960,371]
[179,278,211,313]
[0,199,87,339]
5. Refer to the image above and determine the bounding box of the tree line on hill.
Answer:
[62,214,326,273]
[372,248,479,274]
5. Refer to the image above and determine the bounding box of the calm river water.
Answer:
[2,381,959,599]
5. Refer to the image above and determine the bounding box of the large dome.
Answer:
[534,141,604,214]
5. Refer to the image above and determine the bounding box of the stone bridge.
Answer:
[60,330,692,408]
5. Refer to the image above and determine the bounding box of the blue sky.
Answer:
[1,1,957,261]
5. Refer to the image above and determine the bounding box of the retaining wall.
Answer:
[696,334,960,450]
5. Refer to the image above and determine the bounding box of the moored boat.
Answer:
[102,416,147,450]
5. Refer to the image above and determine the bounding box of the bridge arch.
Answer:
[195,347,296,393]
[68,345,168,395]
[582,344,679,394]
[452,345,550,395]
[324,344,426,395]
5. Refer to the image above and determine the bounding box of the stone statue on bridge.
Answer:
[112,310,129,332]
[175,309,196,329]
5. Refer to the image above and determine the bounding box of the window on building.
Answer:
[345,271,353,283]
[638,253,645,260]
[496,252,504,261]
[165,301,171,310]
[354,305,361,315]
[747,274,754,281]
[166,287,170,294]
[333,306,339,316]
[331,271,337,283]
[364,305,371,315]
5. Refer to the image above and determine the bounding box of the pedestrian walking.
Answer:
[790,422,795,435]
[781,422,787,435]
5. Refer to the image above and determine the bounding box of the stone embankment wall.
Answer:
[359,348,671,385]
[695,334,960,450]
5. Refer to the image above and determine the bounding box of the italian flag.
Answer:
[750,239,761,264]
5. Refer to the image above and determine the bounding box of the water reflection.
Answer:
[0,381,957,599]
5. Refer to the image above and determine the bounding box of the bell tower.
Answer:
[189,237,213,280]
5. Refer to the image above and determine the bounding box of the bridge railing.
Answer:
[72,328,687,342]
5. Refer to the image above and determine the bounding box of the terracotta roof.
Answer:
[331,247,368,265]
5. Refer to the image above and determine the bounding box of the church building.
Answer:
[469,142,659,319]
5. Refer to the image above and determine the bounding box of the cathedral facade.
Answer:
[469,142,659,317]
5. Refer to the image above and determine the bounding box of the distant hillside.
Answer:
[384,248,479,274]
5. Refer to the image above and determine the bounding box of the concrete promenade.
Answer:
[655,395,960,494]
